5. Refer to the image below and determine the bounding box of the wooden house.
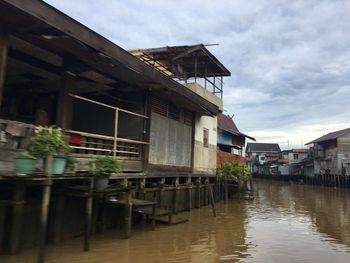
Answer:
[306,128,350,175]
[216,113,255,168]
[246,143,281,175]
[0,0,230,178]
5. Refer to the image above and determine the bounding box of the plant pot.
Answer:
[15,158,36,175]
[52,157,67,175]
[94,175,110,191]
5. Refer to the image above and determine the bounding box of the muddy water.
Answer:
[2,180,350,263]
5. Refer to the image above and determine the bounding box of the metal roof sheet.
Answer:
[246,142,281,153]
[217,114,255,141]
[306,127,350,145]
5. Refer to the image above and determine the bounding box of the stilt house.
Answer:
[0,0,231,178]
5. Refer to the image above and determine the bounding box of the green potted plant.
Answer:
[14,150,37,175]
[28,126,70,175]
[66,155,78,173]
[93,156,121,190]
[222,161,251,190]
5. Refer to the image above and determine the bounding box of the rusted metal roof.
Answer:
[246,143,281,153]
[130,44,231,79]
[218,114,255,141]
[306,127,350,145]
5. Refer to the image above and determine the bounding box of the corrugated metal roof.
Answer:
[129,44,231,78]
[306,127,350,145]
[246,142,281,153]
[217,114,255,141]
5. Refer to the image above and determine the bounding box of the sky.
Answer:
[45,0,350,149]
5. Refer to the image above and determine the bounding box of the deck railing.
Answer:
[65,129,147,160]
[68,94,149,161]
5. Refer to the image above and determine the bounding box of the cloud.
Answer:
[45,0,350,149]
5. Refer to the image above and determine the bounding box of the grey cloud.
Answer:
[45,0,350,149]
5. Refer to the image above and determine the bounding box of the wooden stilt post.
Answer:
[84,177,93,251]
[158,178,165,208]
[91,197,99,234]
[151,203,156,231]
[124,189,132,239]
[0,201,8,253]
[204,178,209,206]
[38,155,53,263]
[195,178,201,208]
[186,177,192,211]
[9,185,25,254]
[208,185,216,217]
[345,175,348,188]
[337,175,340,188]
[172,177,179,214]
[51,194,65,244]
[0,33,8,110]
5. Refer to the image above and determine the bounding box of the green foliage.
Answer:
[221,161,251,188]
[94,156,120,175]
[17,150,37,160]
[66,155,78,170]
[28,126,70,158]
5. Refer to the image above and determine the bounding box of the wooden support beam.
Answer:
[124,190,132,239]
[56,73,73,129]
[8,48,61,75]
[50,195,65,244]
[209,185,216,217]
[38,156,53,263]
[0,33,8,110]
[186,177,192,211]
[172,177,179,214]
[113,108,119,159]
[9,185,25,254]
[84,178,93,251]
[0,201,10,253]
[195,178,201,208]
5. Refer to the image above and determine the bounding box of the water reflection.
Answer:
[1,180,350,262]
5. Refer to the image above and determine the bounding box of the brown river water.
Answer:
[2,179,350,263]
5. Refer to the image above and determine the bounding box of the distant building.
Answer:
[306,128,350,175]
[216,113,255,168]
[246,143,281,175]
[279,149,310,176]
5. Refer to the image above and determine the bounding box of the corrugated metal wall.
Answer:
[149,112,192,167]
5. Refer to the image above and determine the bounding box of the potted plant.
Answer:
[14,150,37,175]
[222,161,251,190]
[28,126,70,175]
[93,156,121,190]
[66,155,78,173]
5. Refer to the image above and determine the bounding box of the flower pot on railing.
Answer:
[94,174,110,191]
[92,156,121,191]
[14,151,37,175]
[28,126,71,175]
[52,156,67,175]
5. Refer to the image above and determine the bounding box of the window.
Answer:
[151,96,193,125]
[203,128,209,148]
[293,153,298,160]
